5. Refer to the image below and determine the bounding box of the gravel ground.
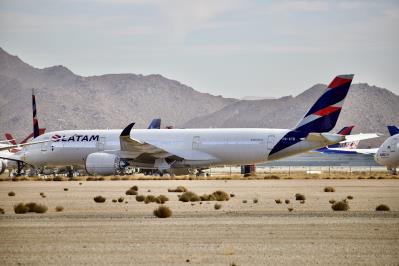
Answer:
[0,179,398,265]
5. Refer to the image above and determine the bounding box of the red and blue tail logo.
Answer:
[32,89,40,139]
[294,74,354,134]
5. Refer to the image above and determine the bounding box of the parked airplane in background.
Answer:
[375,126,399,174]
[0,74,357,176]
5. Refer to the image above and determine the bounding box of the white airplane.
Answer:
[0,74,357,176]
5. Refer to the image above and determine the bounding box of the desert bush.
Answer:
[156,195,169,204]
[200,194,216,201]
[324,186,335,192]
[329,199,336,204]
[98,177,105,181]
[55,206,64,212]
[212,190,230,201]
[125,189,138,196]
[63,188,68,191]
[14,202,48,213]
[136,195,145,202]
[79,182,83,185]
[8,191,15,197]
[253,198,258,204]
[53,176,63,181]
[214,203,222,210]
[112,199,117,203]
[111,176,121,181]
[0,207,4,214]
[275,199,282,204]
[118,197,124,203]
[288,207,293,212]
[285,199,290,204]
[86,177,95,181]
[295,193,306,200]
[331,200,349,211]
[179,191,200,202]
[94,195,106,203]
[130,185,138,191]
[347,195,354,200]
[375,204,390,211]
[144,195,157,204]
[14,203,29,214]
[242,200,247,203]
[168,186,188,192]
[230,193,235,198]
[153,205,172,218]
[40,192,44,196]
[264,175,280,179]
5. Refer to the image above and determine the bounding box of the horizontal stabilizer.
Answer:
[341,133,381,143]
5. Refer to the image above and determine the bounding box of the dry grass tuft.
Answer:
[79,182,83,185]
[212,190,230,201]
[275,199,282,204]
[168,186,187,193]
[14,202,48,214]
[329,199,336,204]
[324,186,335,192]
[93,195,106,203]
[118,197,124,203]
[200,194,216,201]
[285,199,290,204]
[125,189,138,196]
[55,206,64,212]
[331,200,349,211]
[130,185,138,191]
[112,199,117,203]
[376,204,390,211]
[347,195,354,200]
[53,176,63,181]
[8,191,15,197]
[144,195,157,204]
[135,195,145,202]
[288,207,293,212]
[230,193,235,197]
[156,195,169,204]
[253,198,258,204]
[153,205,172,218]
[295,193,306,200]
[264,175,280,179]
[63,188,68,191]
[179,191,200,202]
[0,207,4,214]
[214,203,222,210]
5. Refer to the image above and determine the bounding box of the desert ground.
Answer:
[1,178,398,265]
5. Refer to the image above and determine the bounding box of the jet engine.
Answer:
[85,152,124,176]
[0,159,7,175]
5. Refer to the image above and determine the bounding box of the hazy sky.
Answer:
[1,0,398,98]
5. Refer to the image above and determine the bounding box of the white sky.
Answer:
[0,0,398,98]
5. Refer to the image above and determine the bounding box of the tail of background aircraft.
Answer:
[148,118,161,129]
[294,74,354,134]
[388,125,399,136]
[328,126,355,148]
[32,88,40,138]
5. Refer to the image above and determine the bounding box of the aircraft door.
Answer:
[41,136,50,152]
[390,140,396,152]
[267,135,275,150]
[192,136,200,149]
[97,137,106,151]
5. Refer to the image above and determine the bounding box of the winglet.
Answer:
[120,123,135,137]
[148,118,161,129]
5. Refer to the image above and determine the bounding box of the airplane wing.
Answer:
[119,123,216,163]
[0,139,54,152]
[341,133,381,143]
[325,147,378,155]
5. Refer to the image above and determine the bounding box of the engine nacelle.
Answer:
[0,159,7,175]
[85,152,122,176]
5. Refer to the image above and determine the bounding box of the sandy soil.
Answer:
[0,179,398,265]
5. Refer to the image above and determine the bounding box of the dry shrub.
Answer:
[288,207,293,212]
[200,194,216,201]
[98,177,105,181]
[264,175,280,179]
[331,200,349,211]
[347,195,354,200]
[86,177,95,181]
[144,195,157,204]
[212,190,230,201]
[135,195,145,202]
[79,182,83,185]
[112,199,117,203]
[376,204,390,211]
[118,197,124,203]
[130,185,138,191]
[40,192,44,196]
[14,202,48,214]
[285,199,290,204]
[179,191,200,202]
[230,193,235,198]
[55,206,64,212]
[214,203,222,210]
[94,195,106,203]
[253,198,258,204]
[53,176,63,181]
[111,176,121,181]
[275,199,282,204]
[242,200,247,203]
[329,199,336,204]
[156,195,169,204]
[295,193,306,200]
[0,207,4,214]
[63,188,68,191]
[153,205,172,218]
[324,186,335,192]
[168,186,187,193]
[8,191,15,197]
[126,189,138,196]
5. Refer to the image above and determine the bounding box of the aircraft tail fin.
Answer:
[32,89,40,138]
[5,133,17,145]
[388,125,399,136]
[148,118,161,129]
[294,74,354,134]
[328,126,355,148]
